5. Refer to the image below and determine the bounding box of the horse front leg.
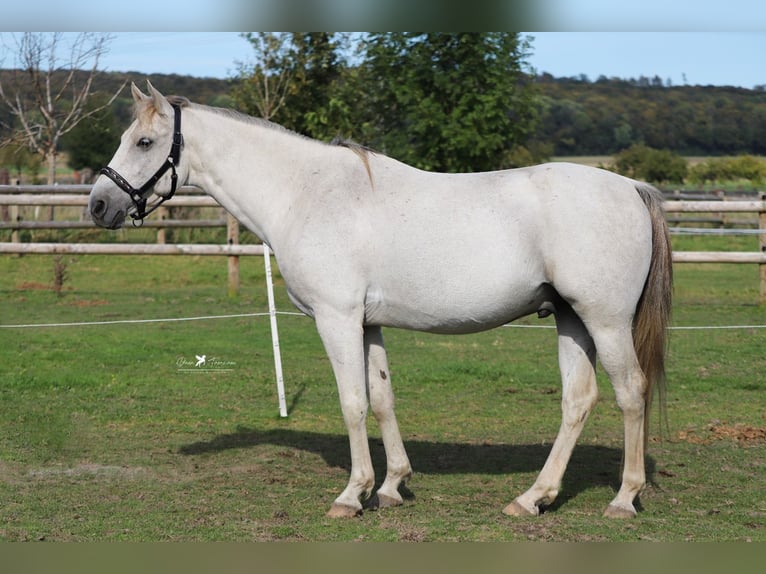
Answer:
[315,310,375,518]
[364,326,412,509]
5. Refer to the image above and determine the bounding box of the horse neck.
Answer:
[182,107,319,246]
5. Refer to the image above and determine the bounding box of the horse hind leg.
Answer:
[590,323,649,518]
[364,326,413,509]
[504,302,598,517]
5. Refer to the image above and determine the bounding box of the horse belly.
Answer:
[364,260,551,334]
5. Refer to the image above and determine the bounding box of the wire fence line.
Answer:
[0,311,763,331]
[0,311,305,329]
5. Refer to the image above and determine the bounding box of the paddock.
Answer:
[0,185,764,541]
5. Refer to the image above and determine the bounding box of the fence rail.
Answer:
[0,193,218,208]
[2,185,766,302]
[0,184,247,295]
[0,219,226,230]
[663,200,766,213]
[0,242,265,256]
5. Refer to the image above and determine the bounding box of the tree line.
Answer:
[2,32,766,184]
[534,73,766,157]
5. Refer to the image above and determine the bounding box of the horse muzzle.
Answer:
[89,182,131,229]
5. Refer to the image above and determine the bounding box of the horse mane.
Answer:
[330,137,375,190]
[187,102,306,140]
[191,102,377,190]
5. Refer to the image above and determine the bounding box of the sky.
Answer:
[1,1,765,89]
[529,33,766,88]
[90,32,766,89]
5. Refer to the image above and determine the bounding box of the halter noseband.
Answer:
[99,103,184,226]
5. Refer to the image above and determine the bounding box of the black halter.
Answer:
[99,103,184,226]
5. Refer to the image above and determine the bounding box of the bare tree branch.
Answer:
[0,32,124,192]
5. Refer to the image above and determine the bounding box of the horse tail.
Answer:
[633,182,673,445]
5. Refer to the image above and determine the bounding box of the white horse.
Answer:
[90,82,672,519]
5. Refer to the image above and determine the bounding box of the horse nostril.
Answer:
[91,199,107,218]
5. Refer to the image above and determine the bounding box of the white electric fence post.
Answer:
[263,243,288,417]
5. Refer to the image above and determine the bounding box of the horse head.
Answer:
[89,81,189,229]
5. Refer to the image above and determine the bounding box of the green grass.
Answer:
[0,242,764,541]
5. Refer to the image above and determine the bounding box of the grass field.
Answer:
[0,233,764,541]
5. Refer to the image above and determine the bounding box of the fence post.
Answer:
[760,193,766,305]
[0,170,8,224]
[10,178,20,245]
[10,204,19,244]
[156,206,168,244]
[226,212,240,298]
[716,189,727,227]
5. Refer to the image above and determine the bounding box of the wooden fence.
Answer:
[2,185,766,302]
[665,196,766,303]
[0,184,251,296]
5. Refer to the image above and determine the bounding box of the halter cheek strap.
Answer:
[99,103,184,226]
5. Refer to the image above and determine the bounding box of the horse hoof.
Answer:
[326,503,363,518]
[603,503,637,519]
[502,499,538,517]
[365,492,401,511]
[375,492,403,509]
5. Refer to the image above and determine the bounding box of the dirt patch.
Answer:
[398,527,428,542]
[509,518,559,541]
[709,425,766,444]
[677,424,766,446]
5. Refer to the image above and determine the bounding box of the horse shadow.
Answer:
[179,425,656,513]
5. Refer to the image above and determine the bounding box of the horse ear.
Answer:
[131,82,148,103]
[146,81,172,117]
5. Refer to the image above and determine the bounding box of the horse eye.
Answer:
[136,137,153,149]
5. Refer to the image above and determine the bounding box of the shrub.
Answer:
[611,144,688,184]
[687,155,766,186]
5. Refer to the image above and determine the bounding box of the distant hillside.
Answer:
[89,72,237,105]
[532,73,766,156]
[3,69,766,157]
[0,69,237,132]
[0,69,236,103]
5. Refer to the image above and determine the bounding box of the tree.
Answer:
[357,33,539,172]
[0,33,124,193]
[231,32,351,140]
[280,33,349,139]
[0,138,41,181]
[231,33,294,121]
[60,93,121,173]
